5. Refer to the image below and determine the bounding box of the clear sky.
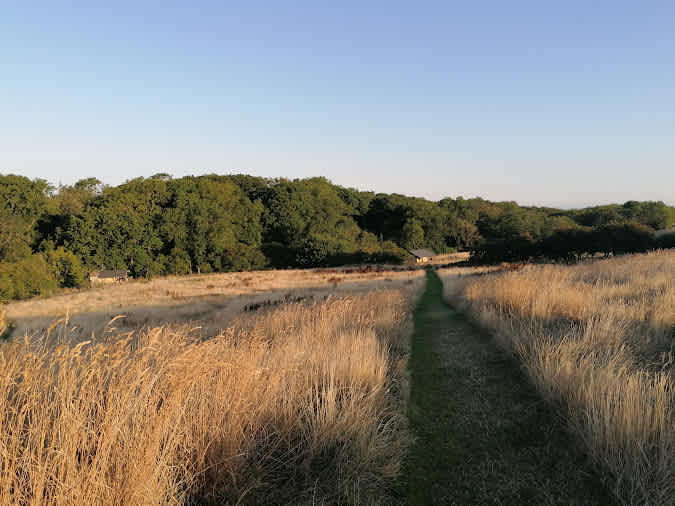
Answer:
[1,1,674,207]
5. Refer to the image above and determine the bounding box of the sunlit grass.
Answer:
[0,307,7,336]
[0,283,422,505]
[441,251,674,505]
[4,266,424,340]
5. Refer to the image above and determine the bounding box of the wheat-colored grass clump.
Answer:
[442,251,674,505]
[0,283,421,505]
[0,307,7,336]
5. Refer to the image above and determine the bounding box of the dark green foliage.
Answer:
[0,215,34,263]
[377,241,412,264]
[0,170,673,301]
[568,201,674,229]
[295,236,332,267]
[401,219,425,250]
[474,222,659,263]
[540,227,592,261]
[0,175,53,264]
[258,177,388,267]
[591,222,655,256]
[445,216,480,250]
[655,232,675,249]
[0,175,52,218]
[166,248,191,275]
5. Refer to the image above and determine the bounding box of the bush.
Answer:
[295,236,333,267]
[472,223,658,264]
[0,254,58,302]
[376,240,409,264]
[655,232,675,250]
[45,247,86,288]
[590,222,654,255]
[167,248,192,275]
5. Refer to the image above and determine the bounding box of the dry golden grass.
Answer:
[4,267,424,340]
[424,251,471,266]
[441,251,674,505]
[0,280,423,505]
[0,307,10,339]
[0,306,7,336]
[434,265,503,300]
[5,267,422,319]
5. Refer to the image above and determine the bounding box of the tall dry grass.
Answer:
[5,267,424,340]
[0,306,7,336]
[5,266,423,321]
[0,283,421,505]
[442,251,674,505]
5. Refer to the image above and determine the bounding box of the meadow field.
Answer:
[2,252,673,504]
[0,270,424,505]
[440,251,674,505]
[3,266,424,341]
[3,3,674,503]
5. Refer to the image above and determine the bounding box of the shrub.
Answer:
[590,222,655,255]
[655,231,675,249]
[45,247,86,288]
[0,254,58,302]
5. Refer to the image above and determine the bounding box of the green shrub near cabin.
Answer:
[0,254,58,302]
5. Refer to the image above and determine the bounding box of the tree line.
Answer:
[1,173,673,301]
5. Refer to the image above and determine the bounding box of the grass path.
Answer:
[399,270,615,505]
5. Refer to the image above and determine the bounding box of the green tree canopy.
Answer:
[0,171,673,301]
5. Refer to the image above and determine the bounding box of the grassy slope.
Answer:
[399,271,615,505]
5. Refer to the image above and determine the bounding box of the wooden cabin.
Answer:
[89,269,129,285]
[409,249,437,264]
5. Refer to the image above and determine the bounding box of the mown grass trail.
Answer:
[399,270,615,505]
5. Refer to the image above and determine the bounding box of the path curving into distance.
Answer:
[399,270,616,505]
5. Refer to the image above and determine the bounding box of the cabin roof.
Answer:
[409,248,437,258]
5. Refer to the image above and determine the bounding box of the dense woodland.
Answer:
[1,172,674,301]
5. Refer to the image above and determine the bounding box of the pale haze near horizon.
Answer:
[1,1,673,208]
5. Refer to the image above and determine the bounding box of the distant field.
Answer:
[0,273,423,505]
[440,251,674,505]
[4,266,425,341]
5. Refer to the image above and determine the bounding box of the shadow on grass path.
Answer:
[398,270,616,505]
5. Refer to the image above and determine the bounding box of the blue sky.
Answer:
[1,1,673,207]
